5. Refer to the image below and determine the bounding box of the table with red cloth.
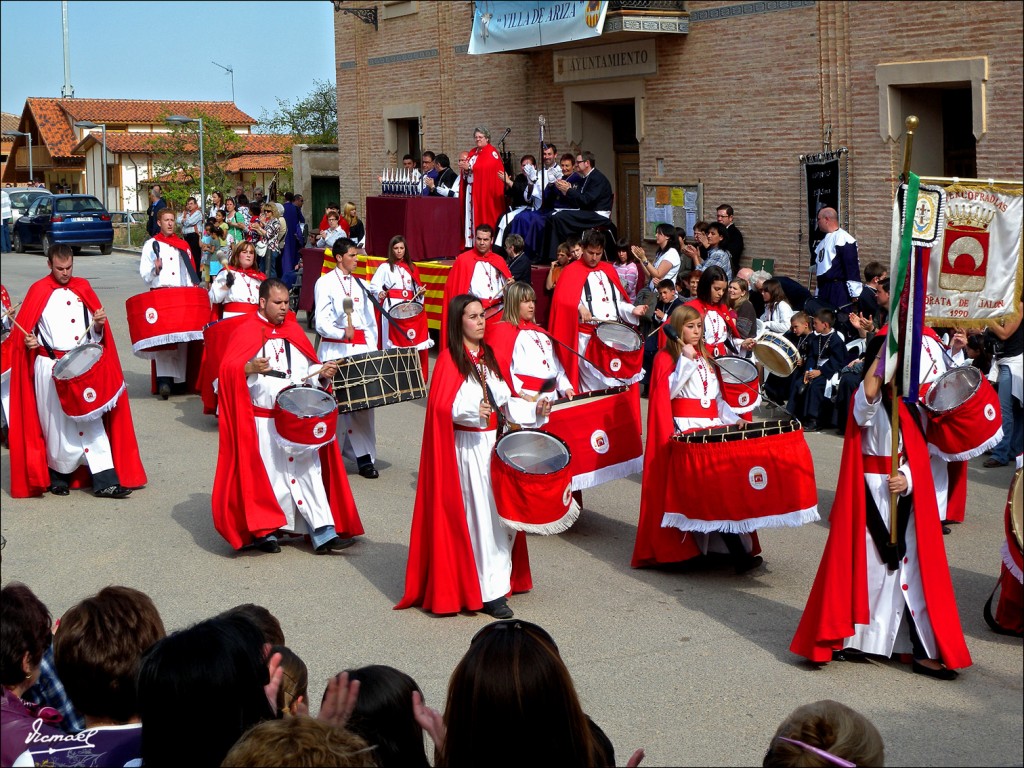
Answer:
[365,196,463,261]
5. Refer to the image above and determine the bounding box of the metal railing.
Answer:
[609,0,687,11]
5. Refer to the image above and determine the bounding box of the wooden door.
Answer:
[615,151,640,244]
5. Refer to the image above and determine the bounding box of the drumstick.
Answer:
[299,358,344,382]
[342,298,354,339]
[1,301,22,319]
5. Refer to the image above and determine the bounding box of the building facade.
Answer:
[333,0,1023,277]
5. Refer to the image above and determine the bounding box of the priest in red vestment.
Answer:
[459,127,507,248]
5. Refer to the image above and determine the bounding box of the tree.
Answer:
[146,112,244,210]
[258,79,337,144]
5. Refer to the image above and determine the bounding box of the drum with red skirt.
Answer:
[125,286,211,355]
[386,301,429,348]
[272,385,338,454]
[715,356,761,415]
[583,321,643,379]
[984,467,1023,637]
[923,366,1003,461]
[51,343,126,421]
[663,420,819,534]
[491,429,578,534]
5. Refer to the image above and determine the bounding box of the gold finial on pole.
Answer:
[901,115,918,182]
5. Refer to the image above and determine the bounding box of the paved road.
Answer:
[1,249,1021,767]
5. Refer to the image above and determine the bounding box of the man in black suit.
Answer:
[717,204,744,275]
[145,184,166,237]
[424,153,461,198]
[543,150,616,260]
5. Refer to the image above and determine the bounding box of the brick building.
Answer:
[333,0,1022,278]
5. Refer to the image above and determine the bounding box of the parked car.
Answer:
[5,187,52,224]
[12,194,114,255]
[110,211,146,225]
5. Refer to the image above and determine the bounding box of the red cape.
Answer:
[486,319,553,386]
[396,349,531,614]
[466,142,507,237]
[9,275,147,498]
[211,311,363,550]
[439,250,512,350]
[547,260,631,390]
[198,313,252,414]
[790,397,972,668]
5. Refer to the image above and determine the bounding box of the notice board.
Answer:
[642,181,703,241]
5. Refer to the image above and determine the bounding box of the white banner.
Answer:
[924,183,1023,325]
[468,1,608,55]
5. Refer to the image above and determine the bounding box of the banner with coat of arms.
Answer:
[922,182,1023,326]
[468,2,608,55]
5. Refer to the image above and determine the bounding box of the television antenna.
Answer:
[211,61,235,102]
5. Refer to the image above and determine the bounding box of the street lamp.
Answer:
[74,121,107,208]
[165,115,205,213]
[2,130,33,185]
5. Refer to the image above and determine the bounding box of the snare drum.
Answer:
[923,366,1003,461]
[754,332,800,377]
[273,385,338,454]
[584,321,644,379]
[386,301,429,348]
[51,343,126,421]
[333,348,427,414]
[126,286,211,354]
[490,429,578,534]
[715,356,762,414]
[663,420,819,533]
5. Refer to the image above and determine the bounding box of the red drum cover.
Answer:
[663,426,819,533]
[125,287,211,353]
[1005,468,1023,578]
[925,369,1003,462]
[716,356,761,414]
[273,386,338,453]
[584,323,643,379]
[52,343,126,421]
[1,330,11,381]
[544,386,643,490]
[490,430,577,535]
[387,304,429,347]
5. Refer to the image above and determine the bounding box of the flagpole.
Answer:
[890,114,918,545]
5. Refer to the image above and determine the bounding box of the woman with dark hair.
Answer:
[1,582,64,766]
[370,235,433,373]
[397,295,549,619]
[208,190,225,219]
[343,665,430,768]
[690,265,740,358]
[137,615,276,767]
[612,239,640,303]
[414,619,640,767]
[791,334,972,678]
[224,197,248,245]
[758,278,794,334]
[209,241,266,319]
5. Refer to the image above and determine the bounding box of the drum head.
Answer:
[715,356,758,384]
[495,430,571,475]
[52,344,102,380]
[389,301,423,320]
[596,322,642,352]
[925,366,982,413]
[276,386,336,417]
[754,334,798,376]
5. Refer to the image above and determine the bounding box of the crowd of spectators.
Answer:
[1,581,888,766]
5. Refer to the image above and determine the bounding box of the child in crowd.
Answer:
[200,220,216,283]
[641,279,685,395]
[764,700,884,767]
[546,242,571,292]
[503,233,531,284]
[764,311,811,406]
[680,269,701,299]
[788,308,847,430]
[270,645,307,717]
[613,239,640,303]
[567,235,583,262]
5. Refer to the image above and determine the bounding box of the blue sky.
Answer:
[0,0,336,122]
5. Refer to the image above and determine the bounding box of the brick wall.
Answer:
[335,1,1023,279]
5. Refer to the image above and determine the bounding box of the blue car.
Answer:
[12,194,114,255]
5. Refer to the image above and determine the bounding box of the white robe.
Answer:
[209,270,262,318]
[844,386,937,658]
[368,263,433,351]
[314,269,379,462]
[510,328,572,400]
[33,289,114,476]
[468,260,507,304]
[452,369,542,601]
[575,271,640,392]
[139,237,192,381]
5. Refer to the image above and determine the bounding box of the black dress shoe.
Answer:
[254,536,281,554]
[735,554,764,575]
[481,598,514,619]
[358,465,379,479]
[912,660,958,680]
[50,486,70,497]
[831,648,869,663]
[94,485,132,499]
[942,525,951,535]
[315,536,356,554]
[158,383,171,400]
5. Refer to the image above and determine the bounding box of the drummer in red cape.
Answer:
[439,224,510,348]
[212,278,363,555]
[547,229,647,393]
[9,244,145,499]
[369,235,433,375]
[688,266,741,359]
[790,334,971,680]
[632,305,771,573]
[139,207,204,400]
[397,294,551,619]
[314,238,382,479]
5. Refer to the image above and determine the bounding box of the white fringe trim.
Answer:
[729,394,762,415]
[273,433,336,455]
[571,456,643,491]
[928,428,1004,462]
[661,505,820,535]
[1002,542,1024,584]
[499,500,581,535]
[132,331,204,355]
[63,384,125,422]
